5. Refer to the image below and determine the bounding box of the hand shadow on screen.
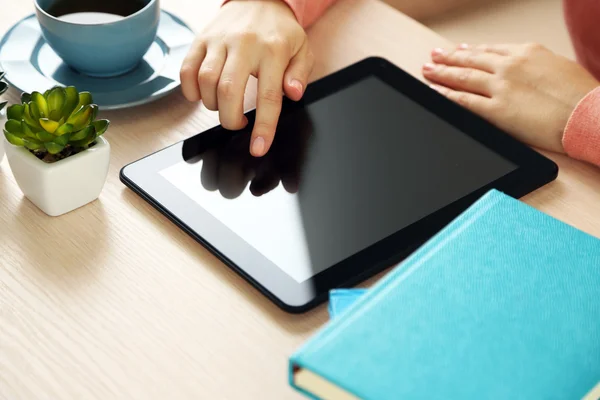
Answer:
[181,108,314,199]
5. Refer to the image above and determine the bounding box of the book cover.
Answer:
[290,190,600,400]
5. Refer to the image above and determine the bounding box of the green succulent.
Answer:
[0,70,8,113]
[3,86,109,162]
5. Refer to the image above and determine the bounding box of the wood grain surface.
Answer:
[1,1,600,399]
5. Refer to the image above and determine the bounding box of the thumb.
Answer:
[283,41,314,101]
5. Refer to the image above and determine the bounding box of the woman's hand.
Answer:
[180,0,314,157]
[423,43,599,153]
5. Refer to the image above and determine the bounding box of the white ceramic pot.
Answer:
[0,108,6,163]
[4,136,110,216]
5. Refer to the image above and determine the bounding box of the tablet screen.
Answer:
[159,75,517,283]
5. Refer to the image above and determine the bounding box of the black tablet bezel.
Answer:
[120,57,558,313]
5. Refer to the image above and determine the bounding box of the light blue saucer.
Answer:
[0,10,195,110]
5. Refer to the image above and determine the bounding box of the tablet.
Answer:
[120,57,558,313]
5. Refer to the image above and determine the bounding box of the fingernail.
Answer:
[458,43,469,50]
[423,63,436,72]
[432,48,446,56]
[251,136,266,156]
[430,84,442,93]
[290,79,303,93]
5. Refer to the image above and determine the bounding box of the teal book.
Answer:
[290,190,600,400]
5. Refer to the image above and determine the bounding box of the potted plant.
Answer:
[0,70,8,162]
[2,86,110,216]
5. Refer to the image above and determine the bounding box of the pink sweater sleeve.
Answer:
[562,87,600,167]
[222,0,338,28]
[562,0,600,167]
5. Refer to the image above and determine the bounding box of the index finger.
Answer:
[250,59,287,157]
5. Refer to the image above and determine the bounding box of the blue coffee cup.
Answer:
[34,0,160,77]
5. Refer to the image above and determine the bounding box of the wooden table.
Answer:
[2,1,600,399]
